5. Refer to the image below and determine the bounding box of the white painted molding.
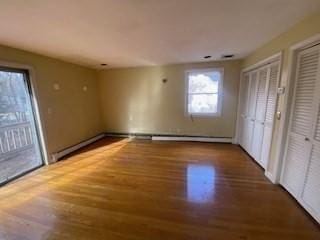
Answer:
[265,171,277,184]
[231,138,238,144]
[152,136,232,143]
[51,133,106,162]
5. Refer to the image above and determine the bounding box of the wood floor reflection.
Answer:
[0,137,319,240]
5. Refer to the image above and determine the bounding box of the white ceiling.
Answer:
[0,0,319,69]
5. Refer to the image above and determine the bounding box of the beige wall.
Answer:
[242,11,320,178]
[0,44,104,161]
[98,60,242,138]
[2,10,317,168]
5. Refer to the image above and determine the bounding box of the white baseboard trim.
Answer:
[151,136,232,143]
[51,133,106,163]
[231,138,238,144]
[265,171,277,184]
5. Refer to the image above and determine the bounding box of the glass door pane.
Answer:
[0,68,43,185]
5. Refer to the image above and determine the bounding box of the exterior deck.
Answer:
[0,122,42,184]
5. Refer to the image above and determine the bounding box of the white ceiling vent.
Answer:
[221,54,235,59]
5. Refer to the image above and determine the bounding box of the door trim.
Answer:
[0,60,49,165]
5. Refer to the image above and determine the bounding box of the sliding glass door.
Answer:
[0,68,43,185]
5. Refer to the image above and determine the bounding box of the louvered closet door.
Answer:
[245,71,258,153]
[251,66,269,164]
[260,61,280,168]
[281,46,320,201]
[302,135,320,222]
[300,46,320,222]
[239,74,250,147]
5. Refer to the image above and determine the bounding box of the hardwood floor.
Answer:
[0,137,319,240]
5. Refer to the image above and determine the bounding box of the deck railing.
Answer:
[0,122,34,161]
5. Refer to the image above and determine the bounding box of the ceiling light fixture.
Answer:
[101,63,107,66]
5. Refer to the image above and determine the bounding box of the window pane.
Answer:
[188,94,218,114]
[0,70,43,184]
[188,71,220,94]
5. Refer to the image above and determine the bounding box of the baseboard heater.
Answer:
[51,133,232,163]
[51,133,106,162]
[152,136,232,143]
[105,132,232,143]
[105,132,152,139]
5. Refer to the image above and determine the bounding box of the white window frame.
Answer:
[185,68,224,117]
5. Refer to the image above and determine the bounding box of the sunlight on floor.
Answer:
[0,138,131,209]
[187,164,216,203]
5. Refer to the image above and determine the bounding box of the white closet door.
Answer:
[245,71,258,154]
[300,47,320,222]
[239,74,250,147]
[282,46,320,200]
[302,140,320,222]
[240,73,250,116]
[260,61,280,168]
[247,71,259,120]
[251,66,269,164]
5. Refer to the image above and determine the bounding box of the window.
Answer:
[186,68,223,116]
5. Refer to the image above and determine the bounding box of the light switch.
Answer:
[276,111,281,120]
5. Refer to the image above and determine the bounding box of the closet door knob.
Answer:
[305,137,310,141]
